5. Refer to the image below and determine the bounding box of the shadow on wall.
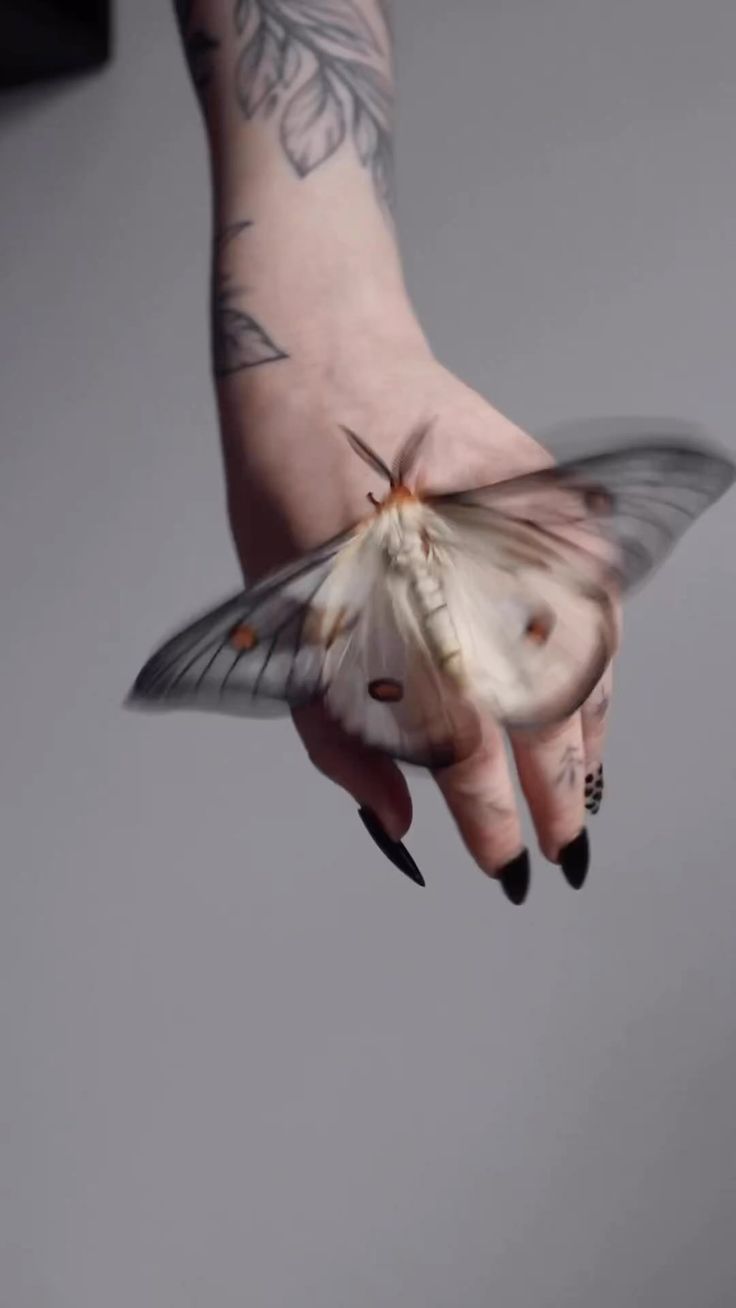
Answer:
[0,0,113,90]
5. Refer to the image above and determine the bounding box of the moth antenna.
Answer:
[340,426,394,483]
[393,417,437,487]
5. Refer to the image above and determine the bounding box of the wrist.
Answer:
[211,202,432,400]
[214,318,436,577]
[214,211,418,346]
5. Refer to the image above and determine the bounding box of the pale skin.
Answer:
[173,0,612,896]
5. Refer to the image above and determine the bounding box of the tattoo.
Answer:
[554,745,584,790]
[592,688,610,720]
[211,222,289,377]
[174,0,220,96]
[232,0,395,209]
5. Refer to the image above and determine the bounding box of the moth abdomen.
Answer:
[407,555,465,683]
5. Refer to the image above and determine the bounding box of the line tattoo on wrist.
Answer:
[212,221,289,377]
[232,0,395,209]
[174,0,220,96]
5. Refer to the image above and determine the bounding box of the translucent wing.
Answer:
[424,506,616,728]
[425,437,734,728]
[128,531,359,716]
[129,518,480,766]
[434,439,735,592]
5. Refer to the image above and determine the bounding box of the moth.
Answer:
[128,424,734,767]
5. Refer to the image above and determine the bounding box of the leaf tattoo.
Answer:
[281,69,346,173]
[233,0,394,209]
[212,222,289,378]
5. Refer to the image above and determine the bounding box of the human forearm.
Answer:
[173,0,424,375]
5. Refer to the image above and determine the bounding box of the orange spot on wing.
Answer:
[368,678,404,703]
[525,613,554,645]
[230,623,258,651]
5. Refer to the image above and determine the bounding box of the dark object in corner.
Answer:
[0,1,112,89]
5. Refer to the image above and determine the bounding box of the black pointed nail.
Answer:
[358,808,425,887]
[497,849,530,905]
[585,763,604,815]
[559,829,590,889]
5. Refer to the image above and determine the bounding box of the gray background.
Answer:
[1,1,735,1305]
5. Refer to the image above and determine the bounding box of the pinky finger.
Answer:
[581,665,613,816]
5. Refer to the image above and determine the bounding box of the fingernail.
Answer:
[558,829,590,890]
[497,849,530,906]
[358,808,425,887]
[585,764,604,815]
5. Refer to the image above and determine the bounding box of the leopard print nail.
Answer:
[585,763,604,814]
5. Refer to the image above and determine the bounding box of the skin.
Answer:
[172,0,612,882]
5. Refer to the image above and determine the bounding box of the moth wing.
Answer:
[322,562,481,767]
[434,439,735,592]
[128,530,361,716]
[430,504,616,728]
[426,437,733,729]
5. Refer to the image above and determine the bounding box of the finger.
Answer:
[293,702,422,886]
[510,714,590,890]
[432,717,530,905]
[581,665,613,816]
[580,600,620,817]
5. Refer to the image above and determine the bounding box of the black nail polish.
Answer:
[358,808,425,887]
[559,829,590,890]
[497,849,530,906]
[585,763,604,815]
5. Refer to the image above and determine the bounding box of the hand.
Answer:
[219,331,612,903]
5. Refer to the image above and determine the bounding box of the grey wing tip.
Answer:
[122,688,150,713]
[123,674,164,711]
[124,651,170,709]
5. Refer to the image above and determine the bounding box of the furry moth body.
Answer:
[128,423,734,768]
[370,490,465,682]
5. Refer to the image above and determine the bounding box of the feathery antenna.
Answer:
[340,426,394,483]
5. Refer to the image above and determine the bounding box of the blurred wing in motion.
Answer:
[427,438,734,726]
[129,435,734,750]
[128,531,357,717]
[128,521,479,765]
[435,439,735,592]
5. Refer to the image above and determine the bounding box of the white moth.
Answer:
[128,424,734,767]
